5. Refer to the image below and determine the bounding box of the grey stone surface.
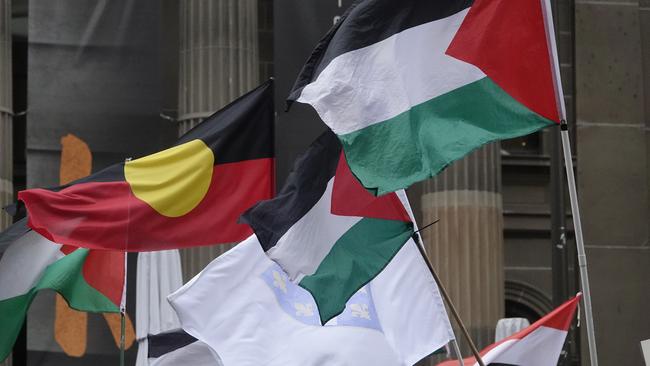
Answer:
[576,1,644,125]
[504,268,552,302]
[503,183,549,206]
[26,0,176,188]
[643,3,650,239]
[0,0,11,231]
[504,238,552,268]
[642,6,650,112]
[584,247,650,366]
[0,1,10,362]
[258,0,273,79]
[577,124,648,247]
[576,1,650,364]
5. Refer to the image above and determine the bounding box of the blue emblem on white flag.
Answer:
[261,263,382,332]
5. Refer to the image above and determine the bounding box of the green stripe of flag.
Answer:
[0,248,119,361]
[299,218,414,324]
[339,77,555,195]
[34,249,120,313]
[0,293,31,361]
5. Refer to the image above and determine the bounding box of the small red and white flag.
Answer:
[439,294,581,366]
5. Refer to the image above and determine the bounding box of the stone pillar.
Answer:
[420,144,504,356]
[177,0,259,280]
[0,1,11,364]
[0,0,11,233]
[575,0,650,364]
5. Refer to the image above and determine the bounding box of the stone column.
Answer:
[0,1,11,364]
[420,143,504,356]
[177,0,259,280]
[0,0,11,233]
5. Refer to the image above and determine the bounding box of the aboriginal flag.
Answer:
[18,80,274,251]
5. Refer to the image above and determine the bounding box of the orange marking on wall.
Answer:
[103,313,135,349]
[54,134,135,357]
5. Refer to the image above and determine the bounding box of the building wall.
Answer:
[0,0,11,231]
[0,0,11,361]
[25,0,175,189]
[503,1,650,365]
[575,0,650,364]
[4,0,648,365]
[22,1,175,364]
[258,0,273,80]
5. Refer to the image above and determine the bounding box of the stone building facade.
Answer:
[2,0,648,365]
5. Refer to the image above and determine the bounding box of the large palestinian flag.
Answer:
[437,294,581,366]
[288,0,564,195]
[0,231,125,361]
[241,131,414,324]
[17,80,274,251]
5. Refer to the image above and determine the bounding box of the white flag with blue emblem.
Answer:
[168,208,454,365]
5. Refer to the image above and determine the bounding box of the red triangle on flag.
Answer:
[446,0,560,123]
[331,152,411,222]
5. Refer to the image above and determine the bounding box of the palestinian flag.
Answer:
[288,0,564,195]
[241,131,414,324]
[437,294,582,366]
[17,80,274,251]
[0,231,125,361]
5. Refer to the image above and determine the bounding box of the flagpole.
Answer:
[540,0,598,364]
[412,234,486,366]
[450,339,465,366]
[119,309,125,366]
[560,122,598,366]
[120,157,131,366]
[398,190,482,366]
[120,251,127,366]
[121,157,131,366]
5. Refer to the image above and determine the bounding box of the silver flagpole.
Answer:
[451,339,465,366]
[121,157,131,366]
[540,0,598,364]
[560,123,598,366]
[119,251,127,366]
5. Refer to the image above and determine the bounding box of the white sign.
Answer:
[642,339,650,365]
